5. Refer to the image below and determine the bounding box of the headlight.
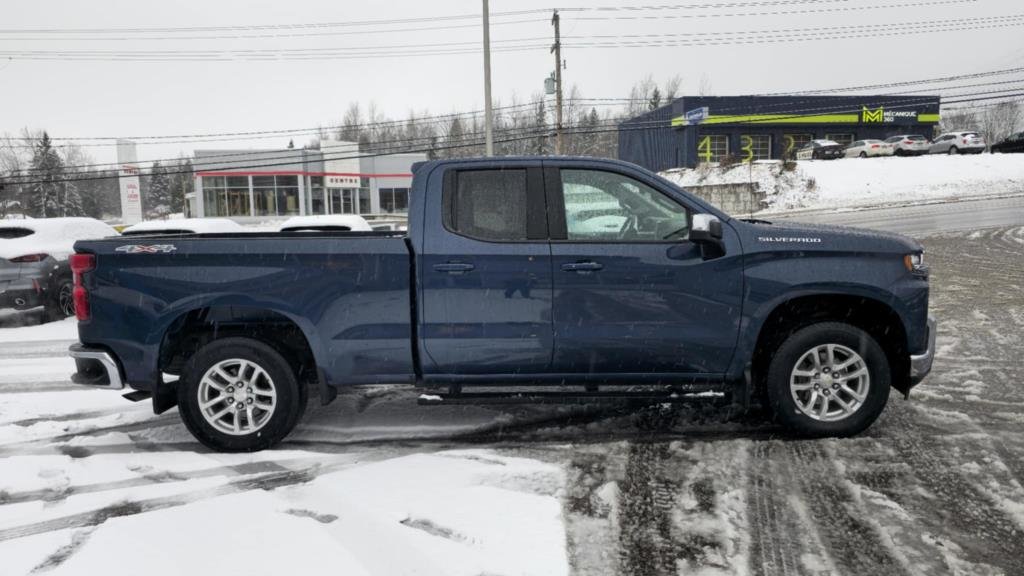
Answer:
[904,252,925,272]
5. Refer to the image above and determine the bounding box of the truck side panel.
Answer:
[76,235,413,389]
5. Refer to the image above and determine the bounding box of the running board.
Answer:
[417,390,726,406]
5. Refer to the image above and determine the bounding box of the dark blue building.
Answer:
[618,94,942,171]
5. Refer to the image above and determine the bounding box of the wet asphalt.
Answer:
[1,216,1022,575]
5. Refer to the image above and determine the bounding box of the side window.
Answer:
[560,169,689,242]
[444,169,528,241]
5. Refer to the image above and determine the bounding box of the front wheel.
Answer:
[178,337,307,452]
[765,322,890,437]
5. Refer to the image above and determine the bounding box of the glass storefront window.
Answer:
[379,187,410,214]
[309,177,325,215]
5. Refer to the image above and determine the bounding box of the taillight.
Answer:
[9,253,49,263]
[904,140,914,144]
[871,144,880,149]
[963,139,969,144]
[70,253,96,321]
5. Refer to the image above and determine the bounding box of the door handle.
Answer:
[561,261,604,273]
[433,262,476,274]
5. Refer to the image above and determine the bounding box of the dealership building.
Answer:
[618,95,941,171]
[187,140,425,220]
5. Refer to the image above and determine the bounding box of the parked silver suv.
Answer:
[929,132,986,155]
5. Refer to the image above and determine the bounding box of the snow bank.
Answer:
[661,154,1024,213]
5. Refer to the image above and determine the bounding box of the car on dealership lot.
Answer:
[883,134,931,156]
[121,218,244,236]
[844,139,894,158]
[279,214,373,232]
[1,217,117,320]
[795,139,845,160]
[990,131,1024,154]
[929,132,986,155]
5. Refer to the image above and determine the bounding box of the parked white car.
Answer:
[279,215,373,232]
[883,134,931,156]
[929,132,986,155]
[844,139,893,158]
[120,218,244,236]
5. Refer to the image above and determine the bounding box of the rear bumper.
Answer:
[909,316,937,386]
[69,344,125,390]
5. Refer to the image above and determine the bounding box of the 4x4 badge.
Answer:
[115,244,177,254]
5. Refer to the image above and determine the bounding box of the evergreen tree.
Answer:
[446,117,465,158]
[532,99,549,155]
[146,160,172,217]
[167,158,193,213]
[28,132,64,217]
[648,86,661,111]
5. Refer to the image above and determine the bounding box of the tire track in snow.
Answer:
[879,409,1024,573]
[785,441,911,576]
[747,442,806,576]
[0,460,352,543]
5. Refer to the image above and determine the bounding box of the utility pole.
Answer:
[482,0,494,156]
[551,9,564,155]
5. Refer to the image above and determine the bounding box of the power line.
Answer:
[4,89,1017,185]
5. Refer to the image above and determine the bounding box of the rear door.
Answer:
[544,162,743,377]
[419,162,554,375]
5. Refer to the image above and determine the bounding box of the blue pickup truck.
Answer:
[69,157,935,451]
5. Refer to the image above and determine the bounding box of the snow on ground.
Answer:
[0,316,76,343]
[661,153,1024,213]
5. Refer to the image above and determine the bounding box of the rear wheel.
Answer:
[858,151,867,158]
[948,146,959,155]
[44,279,75,322]
[766,322,890,437]
[177,337,307,452]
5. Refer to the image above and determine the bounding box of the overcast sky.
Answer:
[2,0,1022,166]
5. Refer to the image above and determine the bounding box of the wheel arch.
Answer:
[156,303,334,409]
[744,291,911,399]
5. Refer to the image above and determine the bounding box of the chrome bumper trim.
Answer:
[910,316,937,385]
[69,345,125,390]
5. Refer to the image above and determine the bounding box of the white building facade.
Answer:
[189,141,424,220]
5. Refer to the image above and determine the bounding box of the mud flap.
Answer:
[152,382,179,414]
[318,367,337,406]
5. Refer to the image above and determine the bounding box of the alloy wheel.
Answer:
[197,358,278,435]
[790,344,870,422]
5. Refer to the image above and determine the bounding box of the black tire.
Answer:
[765,322,890,437]
[858,151,867,158]
[948,146,959,155]
[43,279,75,322]
[177,337,307,452]
[812,151,820,160]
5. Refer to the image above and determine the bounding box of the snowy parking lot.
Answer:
[1,224,1023,575]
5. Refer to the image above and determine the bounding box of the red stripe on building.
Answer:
[194,170,412,178]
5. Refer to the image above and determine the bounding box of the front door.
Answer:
[545,164,743,377]
[420,164,553,375]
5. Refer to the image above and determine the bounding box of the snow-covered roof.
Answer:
[121,218,244,236]
[0,217,119,260]
[279,215,372,232]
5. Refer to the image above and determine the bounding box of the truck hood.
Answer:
[737,219,922,255]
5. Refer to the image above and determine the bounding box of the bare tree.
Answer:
[979,102,1022,147]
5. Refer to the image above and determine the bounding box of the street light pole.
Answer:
[482,0,494,156]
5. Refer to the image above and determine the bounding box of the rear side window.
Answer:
[0,228,33,239]
[445,169,528,241]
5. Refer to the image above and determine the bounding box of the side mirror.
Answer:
[689,214,723,243]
